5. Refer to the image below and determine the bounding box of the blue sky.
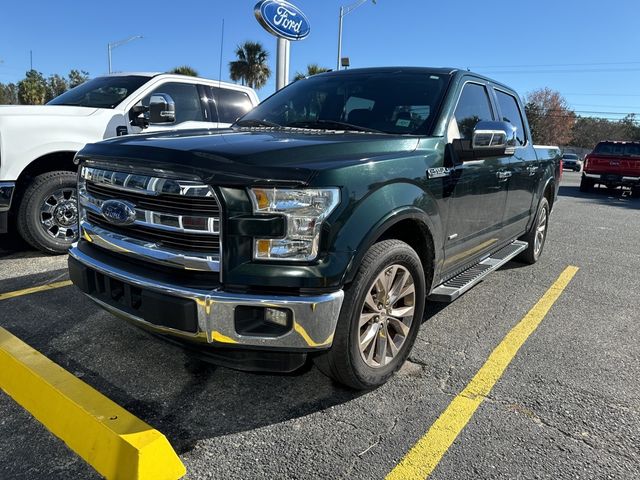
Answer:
[1,0,640,119]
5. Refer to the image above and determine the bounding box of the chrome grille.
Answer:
[78,166,222,272]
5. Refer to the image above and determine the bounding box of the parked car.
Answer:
[0,73,258,253]
[581,141,640,196]
[562,153,582,172]
[68,67,561,389]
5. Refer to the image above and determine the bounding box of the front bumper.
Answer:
[0,182,15,233]
[68,245,344,352]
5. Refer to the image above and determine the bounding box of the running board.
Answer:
[428,240,528,303]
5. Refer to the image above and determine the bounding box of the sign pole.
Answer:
[276,37,286,90]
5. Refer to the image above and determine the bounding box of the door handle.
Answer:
[527,165,538,176]
[496,170,512,181]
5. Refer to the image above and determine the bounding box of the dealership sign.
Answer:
[254,0,310,41]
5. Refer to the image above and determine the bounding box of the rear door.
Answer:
[493,87,539,238]
[443,81,510,273]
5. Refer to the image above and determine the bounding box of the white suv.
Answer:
[0,73,258,253]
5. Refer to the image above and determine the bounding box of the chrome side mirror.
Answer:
[472,121,517,156]
[149,93,176,124]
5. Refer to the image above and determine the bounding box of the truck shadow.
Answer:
[558,185,639,210]
[0,232,35,258]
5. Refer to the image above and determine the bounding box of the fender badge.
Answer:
[427,167,452,179]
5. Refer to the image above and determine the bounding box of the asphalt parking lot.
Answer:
[1,170,638,479]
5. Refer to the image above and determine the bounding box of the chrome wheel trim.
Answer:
[40,188,78,242]
[358,264,416,369]
[534,207,548,257]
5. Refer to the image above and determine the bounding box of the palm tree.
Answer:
[294,64,330,81]
[169,66,199,77]
[229,41,271,89]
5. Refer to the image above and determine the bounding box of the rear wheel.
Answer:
[518,197,550,265]
[17,171,79,254]
[313,239,426,390]
[579,175,594,192]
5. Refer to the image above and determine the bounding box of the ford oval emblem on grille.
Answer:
[101,200,136,226]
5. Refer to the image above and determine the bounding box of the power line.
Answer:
[469,61,640,69]
[480,68,640,74]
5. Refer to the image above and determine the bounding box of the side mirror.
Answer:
[452,121,517,161]
[148,93,176,124]
[129,104,149,129]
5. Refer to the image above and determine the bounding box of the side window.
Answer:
[211,87,253,124]
[143,82,204,124]
[495,90,526,146]
[453,83,494,140]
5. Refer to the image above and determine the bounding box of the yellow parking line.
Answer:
[387,266,579,480]
[0,327,186,480]
[0,280,73,301]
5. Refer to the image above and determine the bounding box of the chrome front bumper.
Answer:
[68,245,344,351]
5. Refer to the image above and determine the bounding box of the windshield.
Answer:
[238,71,450,135]
[562,154,579,160]
[47,75,149,108]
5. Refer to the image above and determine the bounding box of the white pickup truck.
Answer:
[0,73,258,253]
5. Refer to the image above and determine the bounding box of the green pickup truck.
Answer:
[68,67,561,389]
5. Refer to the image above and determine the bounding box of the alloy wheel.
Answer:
[40,188,79,242]
[358,264,416,368]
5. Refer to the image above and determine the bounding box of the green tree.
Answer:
[0,83,19,104]
[45,74,68,102]
[293,64,330,81]
[18,70,47,105]
[169,65,199,77]
[68,69,89,88]
[229,41,271,89]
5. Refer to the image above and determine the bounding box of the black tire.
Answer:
[632,187,640,198]
[518,197,550,265]
[313,240,426,390]
[16,171,79,254]
[579,175,593,193]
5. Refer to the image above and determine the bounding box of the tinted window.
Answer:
[47,75,148,108]
[496,90,526,146]
[594,142,640,156]
[211,87,253,123]
[143,82,204,124]
[239,72,450,135]
[453,83,494,139]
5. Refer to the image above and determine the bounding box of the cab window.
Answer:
[453,83,494,139]
[143,82,205,124]
[495,90,527,146]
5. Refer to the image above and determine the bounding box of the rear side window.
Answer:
[211,87,253,124]
[495,90,527,146]
[453,83,494,139]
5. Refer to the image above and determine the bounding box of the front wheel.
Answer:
[314,239,426,390]
[518,197,550,265]
[17,171,79,254]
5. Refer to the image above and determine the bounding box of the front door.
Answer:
[141,82,211,133]
[443,81,510,273]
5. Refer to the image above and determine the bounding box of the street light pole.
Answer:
[107,35,143,74]
[336,0,376,71]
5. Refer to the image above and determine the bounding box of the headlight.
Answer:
[248,187,340,261]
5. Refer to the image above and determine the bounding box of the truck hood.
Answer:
[0,105,99,117]
[79,128,422,186]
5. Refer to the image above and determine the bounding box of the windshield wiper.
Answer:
[234,118,283,128]
[286,120,383,133]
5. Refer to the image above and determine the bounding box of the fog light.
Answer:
[265,307,290,327]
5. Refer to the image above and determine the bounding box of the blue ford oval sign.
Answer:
[254,0,310,41]
[101,200,136,226]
